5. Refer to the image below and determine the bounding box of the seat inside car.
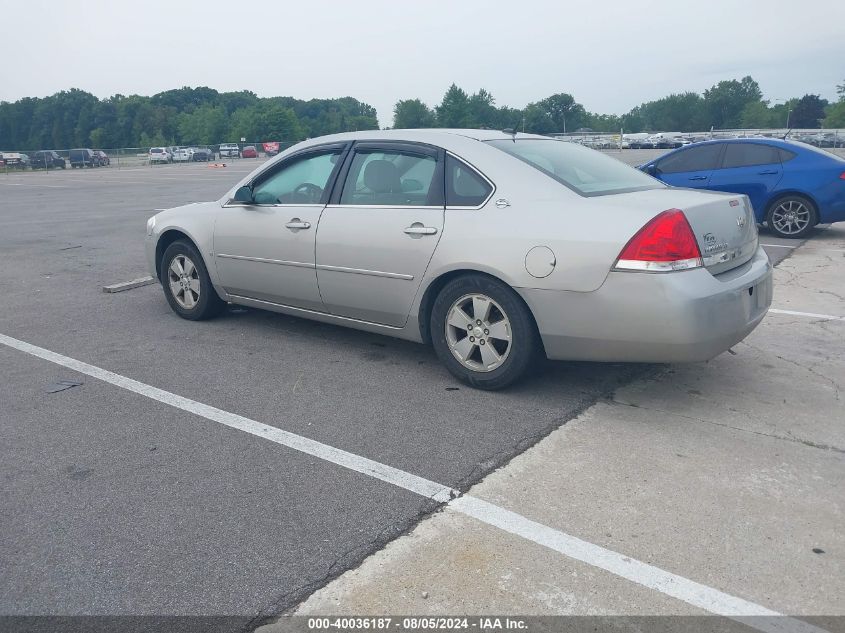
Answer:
[362,159,403,204]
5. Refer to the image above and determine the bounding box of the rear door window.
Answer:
[778,148,797,163]
[721,143,781,169]
[445,155,493,207]
[340,149,441,206]
[656,144,723,174]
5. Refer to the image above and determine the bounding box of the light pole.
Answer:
[773,99,792,130]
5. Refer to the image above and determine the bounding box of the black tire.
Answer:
[766,195,817,239]
[430,274,541,390]
[160,240,225,321]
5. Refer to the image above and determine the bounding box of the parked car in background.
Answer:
[263,141,281,156]
[192,148,214,161]
[94,150,110,166]
[639,138,845,238]
[1,152,31,169]
[241,145,258,158]
[219,143,241,158]
[31,150,67,169]
[145,129,771,389]
[149,147,172,164]
[69,148,100,168]
[172,148,194,162]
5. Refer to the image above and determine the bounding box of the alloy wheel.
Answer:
[445,293,512,372]
[771,200,811,235]
[167,255,201,310]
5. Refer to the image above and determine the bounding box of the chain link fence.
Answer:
[0,142,297,174]
[550,128,845,152]
[2,131,844,174]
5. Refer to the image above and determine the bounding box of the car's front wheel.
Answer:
[431,275,541,390]
[161,240,225,320]
[766,195,817,239]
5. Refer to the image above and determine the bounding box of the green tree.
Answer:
[393,99,436,128]
[740,101,777,129]
[258,103,304,141]
[790,94,828,128]
[495,106,524,131]
[177,104,228,144]
[0,88,377,149]
[822,101,845,128]
[435,84,471,128]
[636,92,706,132]
[521,103,555,134]
[89,127,105,148]
[535,93,585,133]
[467,89,498,128]
[703,76,763,128]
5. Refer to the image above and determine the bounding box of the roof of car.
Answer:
[301,128,552,144]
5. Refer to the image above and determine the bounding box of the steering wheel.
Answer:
[293,182,323,203]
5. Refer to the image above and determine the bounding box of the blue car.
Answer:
[639,138,845,238]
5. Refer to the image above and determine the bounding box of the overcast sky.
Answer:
[2,0,843,126]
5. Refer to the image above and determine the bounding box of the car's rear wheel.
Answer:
[431,275,540,390]
[766,195,816,239]
[161,240,225,320]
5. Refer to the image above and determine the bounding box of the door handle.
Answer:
[688,176,708,181]
[404,226,438,236]
[758,170,779,175]
[285,219,311,230]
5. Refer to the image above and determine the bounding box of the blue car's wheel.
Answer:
[766,195,816,239]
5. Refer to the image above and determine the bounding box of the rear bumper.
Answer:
[519,247,772,363]
[819,197,845,224]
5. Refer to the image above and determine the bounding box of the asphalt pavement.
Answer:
[0,163,644,623]
[0,159,833,630]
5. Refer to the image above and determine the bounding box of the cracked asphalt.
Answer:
[1,160,838,628]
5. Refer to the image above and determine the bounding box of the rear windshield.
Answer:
[786,140,845,162]
[150,148,162,153]
[486,139,664,196]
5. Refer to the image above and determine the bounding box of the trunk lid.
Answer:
[613,188,758,275]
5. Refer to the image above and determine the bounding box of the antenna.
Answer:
[502,127,518,139]
[781,128,792,140]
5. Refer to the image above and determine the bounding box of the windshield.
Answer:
[786,140,845,162]
[487,139,664,196]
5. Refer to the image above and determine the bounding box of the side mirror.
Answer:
[233,185,254,204]
[644,164,658,176]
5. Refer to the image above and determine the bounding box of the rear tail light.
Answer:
[839,172,845,180]
[614,209,703,272]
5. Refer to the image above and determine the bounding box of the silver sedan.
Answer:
[145,129,772,389]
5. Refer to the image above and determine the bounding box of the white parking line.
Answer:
[453,497,819,633]
[0,331,828,633]
[769,308,845,322]
[760,243,797,249]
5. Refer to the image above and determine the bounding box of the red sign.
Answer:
[262,142,280,154]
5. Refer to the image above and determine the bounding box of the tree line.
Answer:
[2,77,843,151]
[396,77,845,134]
[0,87,378,150]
